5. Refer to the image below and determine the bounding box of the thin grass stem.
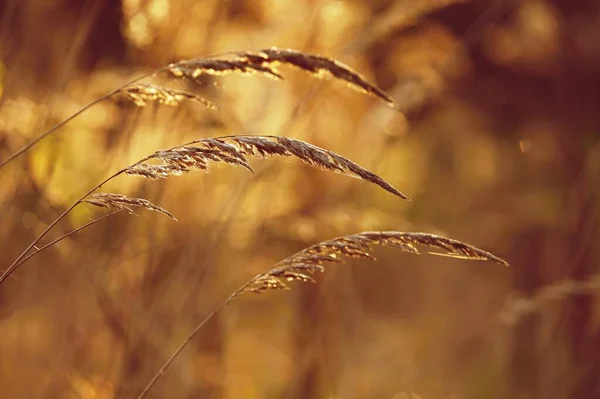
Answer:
[14,210,122,268]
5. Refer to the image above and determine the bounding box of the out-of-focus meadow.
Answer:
[1,0,599,397]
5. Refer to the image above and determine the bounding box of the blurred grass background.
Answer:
[0,0,599,397]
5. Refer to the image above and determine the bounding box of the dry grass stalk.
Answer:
[125,143,254,179]
[0,47,398,170]
[500,274,600,326]
[350,0,469,52]
[137,230,508,398]
[236,231,509,296]
[117,83,216,109]
[126,135,408,199]
[0,47,396,170]
[3,133,406,285]
[83,193,177,221]
[169,47,394,106]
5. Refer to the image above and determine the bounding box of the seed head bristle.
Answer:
[83,193,177,221]
[169,59,283,81]
[124,144,254,179]
[235,231,509,298]
[124,164,186,180]
[117,83,216,109]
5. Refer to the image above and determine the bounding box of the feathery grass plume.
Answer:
[3,133,407,285]
[117,83,216,109]
[137,230,508,398]
[236,231,509,296]
[125,143,254,179]
[242,48,395,105]
[83,193,177,221]
[126,135,409,199]
[230,135,408,199]
[168,47,394,106]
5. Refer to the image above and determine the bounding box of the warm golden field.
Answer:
[1,0,599,398]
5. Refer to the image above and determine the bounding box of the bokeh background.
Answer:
[1,0,599,398]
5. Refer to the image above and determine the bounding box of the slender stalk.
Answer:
[0,49,238,170]
[135,303,226,399]
[136,273,267,399]
[137,227,510,397]
[0,170,127,284]
[14,210,122,268]
[3,129,408,284]
[0,77,147,170]
[1,130,254,285]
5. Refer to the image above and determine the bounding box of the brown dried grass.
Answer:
[168,47,395,106]
[137,230,509,398]
[237,231,509,296]
[0,47,394,170]
[500,274,600,326]
[83,193,177,221]
[117,83,216,109]
[126,135,409,199]
[2,133,407,285]
[1,41,515,399]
